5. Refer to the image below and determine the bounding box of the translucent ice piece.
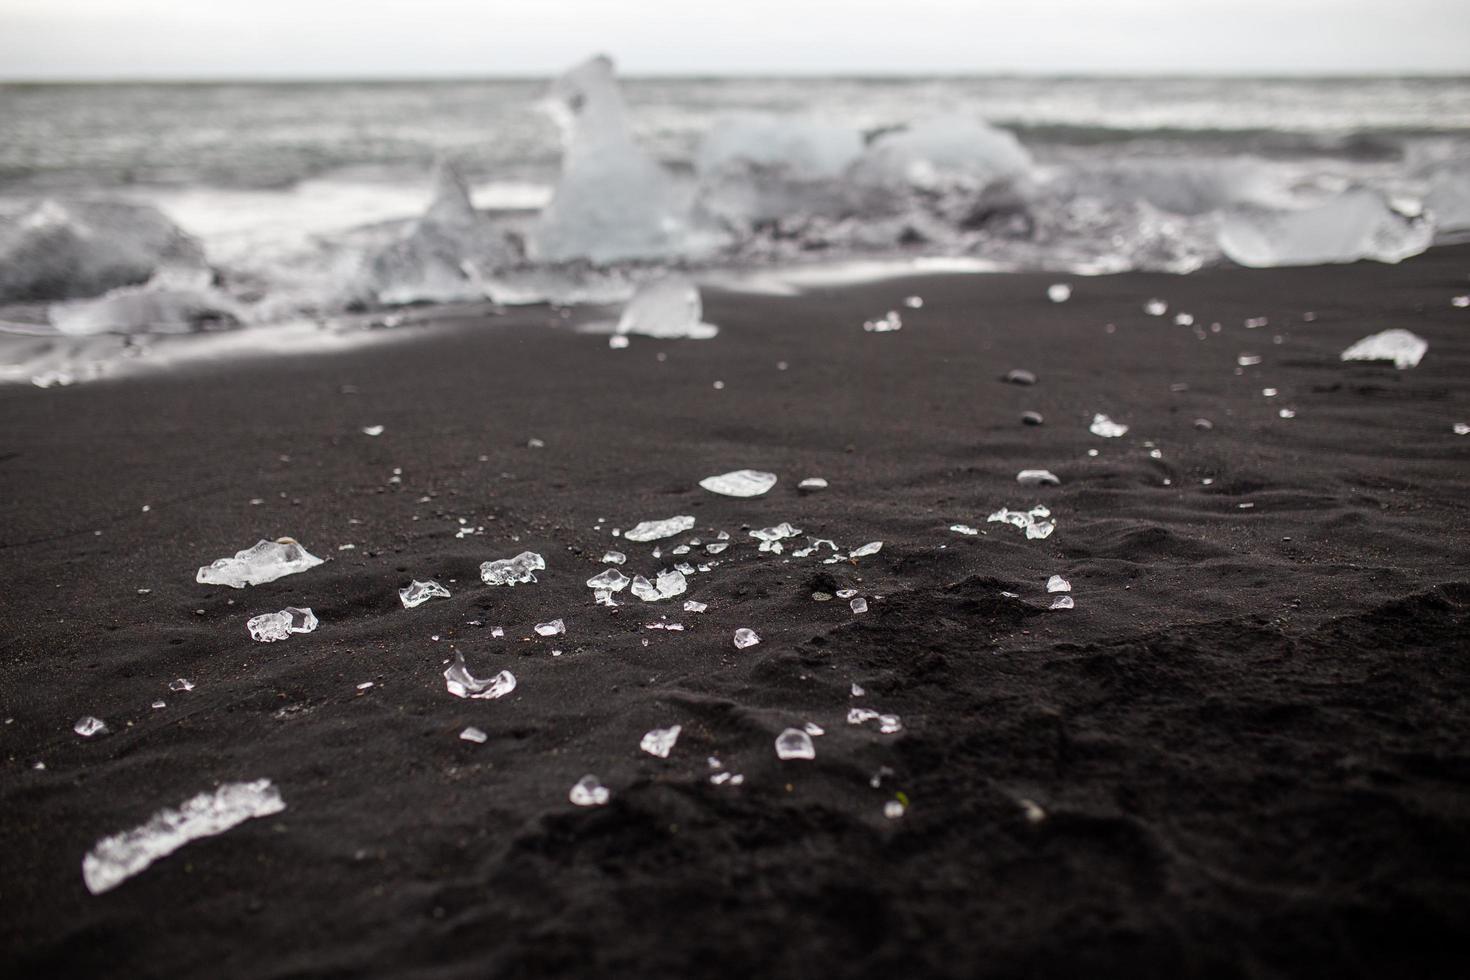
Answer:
[862,310,902,333]
[683,600,707,613]
[640,724,681,758]
[733,628,760,649]
[775,728,815,760]
[836,589,858,599]
[805,722,825,736]
[1047,575,1072,593]
[74,716,108,737]
[81,779,285,895]
[399,579,450,609]
[852,115,1032,195]
[988,507,1057,539]
[535,619,566,637]
[460,726,488,744]
[168,678,194,692]
[1047,283,1072,303]
[247,607,317,642]
[1049,595,1075,610]
[851,682,866,697]
[586,569,631,591]
[750,522,802,553]
[616,276,718,339]
[479,551,545,586]
[624,516,695,542]
[1340,329,1427,370]
[443,653,516,700]
[951,524,979,535]
[1089,414,1129,438]
[1219,189,1432,268]
[878,714,903,734]
[197,538,323,589]
[630,576,658,601]
[798,477,828,491]
[849,541,883,558]
[699,469,777,497]
[50,268,241,336]
[884,800,906,819]
[601,550,627,565]
[850,597,869,614]
[569,774,610,807]
[848,707,880,725]
[1144,299,1168,316]
[1017,469,1060,487]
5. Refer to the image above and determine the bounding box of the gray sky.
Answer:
[1,0,1467,79]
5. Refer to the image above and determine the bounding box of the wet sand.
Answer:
[2,247,1469,977]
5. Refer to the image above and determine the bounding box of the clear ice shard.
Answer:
[168,678,194,692]
[775,728,816,760]
[640,724,682,758]
[74,716,108,737]
[630,575,659,601]
[460,726,488,744]
[535,619,566,637]
[586,568,631,591]
[1017,469,1060,487]
[1047,575,1072,593]
[1218,189,1432,268]
[196,538,323,589]
[1340,330,1427,370]
[1089,414,1129,438]
[624,516,696,542]
[531,56,691,263]
[884,800,906,819]
[247,607,318,642]
[750,522,802,553]
[1048,283,1072,303]
[616,276,718,339]
[798,478,828,491]
[950,524,980,535]
[601,550,627,565]
[443,653,516,700]
[987,506,1056,540]
[863,310,903,333]
[849,541,883,558]
[480,551,545,586]
[683,600,707,613]
[569,774,611,807]
[82,779,285,895]
[733,628,761,649]
[699,469,777,497]
[1050,595,1075,610]
[399,579,450,608]
[850,597,869,614]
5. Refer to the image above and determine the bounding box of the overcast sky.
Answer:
[1,0,1467,80]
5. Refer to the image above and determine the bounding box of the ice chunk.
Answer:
[1047,283,1072,303]
[399,579,450,608]
[1425,167,1470,233]
[695,113,863,226]
[601,550,627,565]
[1089,414,1129,438]
[1144,299,1168,316]
[849,541,883,558]
[168,678,194,692]
[750,522,802,553]
[569,774,611,806]
[1218,189,1432,268]
[1340,329,1427,370]
[862,310,902,333]
[848,707,879,725]
[535,619,566,637]
[683,600,707,613]
[988,507,1056,540]
[615,276,718,339]
[640,724,681,758]
[74,716,108,738]
[852,116,1032,194]
[624,516,695,542]
[631,570,687,602]
[587,568,630,591]
[247,607,317,642]
[699,469,777,497]
[878,714,903,734]
[197,538,323,589]
[850,597,869,614]
[531,56,691,263]
[81,779,285,895]
[950,524,979,535]
[775,728,816,761]
[443,653,516,700]
[798,477,828,491]
[50,267,241,336]
[460,727,488,744]
[1004,369,1038,386]
[733,628,760,649]
[0,198,205,304]
[851,682,866,697]
[1017,469,1060,487]
[1049,595,1075,610]
[479,551,545,586]
[1047,575,1072,593]
[884,800,906,819]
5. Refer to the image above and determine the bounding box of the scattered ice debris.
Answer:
[631,570,687,602]
[1279,408,1297,419]
[640,725,681,758]
[399,579,450,609]
[903,295,924,309]
[863,310,902,333]
[1218,189,1431,268]
[1047,283,1072,303]
[1340,329,1428,370]
[81,779,285,895]
[1004,368,1037,385]
[750,522,802,553]
[460,727,488,744]
[247,607,318,642]
[850,597,869,614]
[569,774,611,807]
[168,678,194,692]
[196,538,323,589]
[535,619,566,637]
[849,541,883,558]
[987,505,1056,539]
[797,477,828,491]
[1017,469,1060,487]
[1050,595,1075,610]
[1021,411,1044,426]
[950,524,980,536]
[1089,413,1129,438]
[362,425,384,437]
[775,728,816,760]
[1047,575,1072,593]
[624,516,696,542]
[614,275,719,339]
[443,653,516,700]
[586,568,631,591]
[884,800,907,819]
[733,628,761,649]
[1144,299,1168,316]
[74,716,108,738]
[480,551,545,586]
[683,600,707,613]
[879,715,903,734]
[700,469,777,497]
[601,550,627,565]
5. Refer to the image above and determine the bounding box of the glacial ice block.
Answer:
[197,538,324,589]
[615,276,718,340]
[82,779,286,895]
[1218,189,1432,268]
[1341,329,1428,370]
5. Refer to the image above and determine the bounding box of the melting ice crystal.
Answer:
[480,551,545,586]
[399,579,450,608]
[197,538,323,589]
[624,516,696,542]
[699,469,777,497]
[1340,330,1427,370]
[640,724,681,758]
[775,728,816,760]
[443,653,516,700]
[733,628,760,649]
[569,774,610,807]
[247,607,318,642]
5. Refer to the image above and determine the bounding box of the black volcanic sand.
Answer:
[3,247,1470,979]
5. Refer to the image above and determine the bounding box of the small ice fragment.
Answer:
[443,654,516,700]
[950,524,979,535]
[601,550,626,565]
[1454,423,1469,435]
[197,538,323,589]
[460,726,488,743]
[987,507,1056,539]
[699,469,777,497]
[1017,469,1060,487]
[640,724,681,758]
[750,522,802,552]
[81,779,285,895]
[903,295,924,308]
[630,575,658,601]
[1238,354,1262,366]
[586,568,630,591]
[1452,295,1469,308]
[1245,316,1269,329]
[1047,283,1071,303]
[1004,368,1037,385]
[848,708,880,724]
[705,542,728,554]
[362,425,384,437]
[569,775,610,807]
[247,607,318,642]
[490,626,505,638]
[850,597,869,614]
[884,800,906,819]
[624,516,696,542]
[1194,418,1215,430]
[683,599,707,613]
[527,438,546,449]
[1173,312,1195,326]
[849,541,883,558]
[594,589,618,606]
[654,569,687,600]
[615,276,717,338]
[863,310,902,332]
[1144,299,1168,316]
[804,722,825,737]
[1019,798,1047,823]
[1279,408,1296,419]
[1021,411,1044,426]
[168,678,195,692]
[836,588,858,599]
[1089,414,1129,438]
[479,551,545,586]
[535,619,566,637]
[1049,595,1075,610]
[733,628,760,649]
[399,579,450,608]
[798,477,828,491]
[1046,575,1071,593]
[356,681,374,691]
[775,728,815,760]
[74,716,108,738]
[852,682,866,697]
[878,714,903,734]
[152,701,166,710]
[608,334,629,349]
[1340,329,1428,369]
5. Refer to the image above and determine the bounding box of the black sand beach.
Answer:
[3,247,1469,977]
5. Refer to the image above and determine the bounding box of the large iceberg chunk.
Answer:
[0,199,205,303]
[1425,166,1470,234]
[696,114,863,227]
[1218,189,1433,268]
[615,276,718,340]
[529,55,691,263]
[197,538,324,588]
